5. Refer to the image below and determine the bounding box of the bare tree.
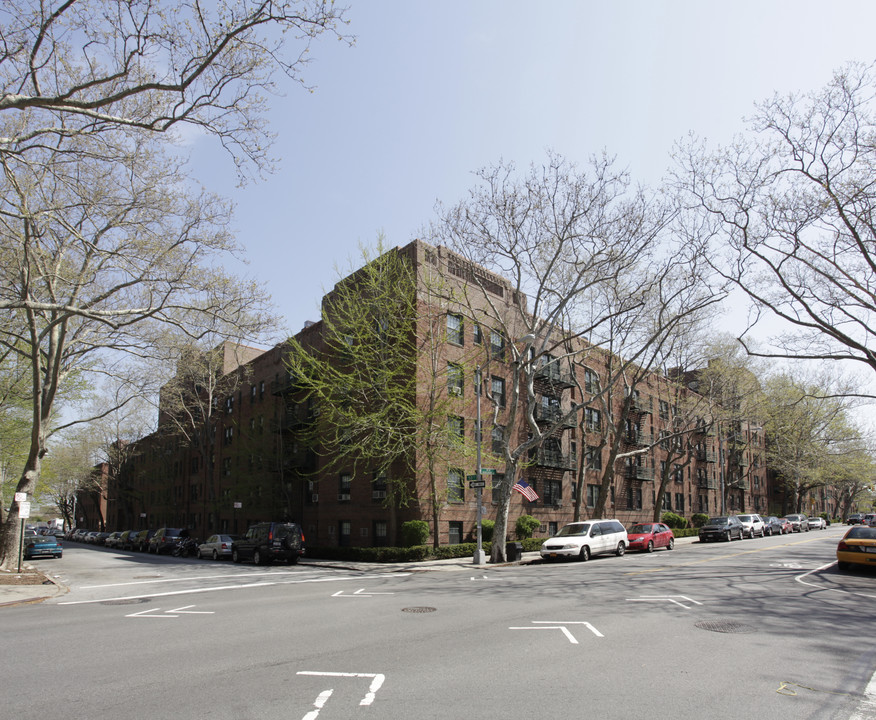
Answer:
[673,62,876,391]
[0,137,277,568]
[431,153,722,561]
[0,1,342,568]
[0,1,349,176]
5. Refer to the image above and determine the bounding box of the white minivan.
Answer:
[540,519,628,561]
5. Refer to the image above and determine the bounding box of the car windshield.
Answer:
[707,517,729,525]
[629,524,655,534]
[847,527,876,540]
[738,515,754,522]
[555,523,591,537]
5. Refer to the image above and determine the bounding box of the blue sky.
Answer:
[187,0,876,342]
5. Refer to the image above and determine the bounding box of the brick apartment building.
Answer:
[98,239,778,546]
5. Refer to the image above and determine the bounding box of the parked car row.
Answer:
[64,521,306,566]
[699,512,828,542]
[539,519,679,562]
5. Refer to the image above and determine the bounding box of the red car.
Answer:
[777,517,793,534]
[627,523,675,552]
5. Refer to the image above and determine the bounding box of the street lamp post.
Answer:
[473,365,486,565]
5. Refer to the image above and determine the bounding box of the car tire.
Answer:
[232,549,240,563]
[288,556,299,565]
[667,538,675,550]
[725,530,732,542]
[646,541,654,553]
[616,542,625,557]
[253,549,262,566]
[579,545,590,561]
[212,550,219,561]
[837,561,849,571]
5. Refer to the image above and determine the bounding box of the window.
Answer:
[473,324,482,345]
[586,445,602,471]
[662,492,672,510]
[584,368,599,394]
[491,425,505,455]
[223,426,234,446]
[339,521,351,547]
[448,468,464,503]
[447,313,464,345]
[259,380,265,399]
[675,493,685,512]
[250,385,257,403]
[543,480,562,506]
[491,376,506,407]
[491,473,504,503]
[448,521,463,545]
[372,470,387,501]
[586,484,600,508]
[339,473,352,501]
[448,415,464,445]
[627,486,643,510]
[373,521,388,547]
[225,396,234,414]
[585,408,601,432]
[447,363,464,396]
[490,329,505,361]
[659,400,670,420]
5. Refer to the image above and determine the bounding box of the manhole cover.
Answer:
[101,598,151,606]
[402,606,436,613]
[695,618,756,634]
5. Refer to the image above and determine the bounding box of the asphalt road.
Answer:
[5,529,876,720]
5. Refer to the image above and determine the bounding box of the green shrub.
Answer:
[400,520,430,547]
[691,513,710,528]
[661,512,688,529]
[480,519,495,542]
[515,514,540,540]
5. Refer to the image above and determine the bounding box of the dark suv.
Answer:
[698,516,744,542]
[232,522,304,565]
[149,527,187,554]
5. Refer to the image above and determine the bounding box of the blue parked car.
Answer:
[23,533,62,560]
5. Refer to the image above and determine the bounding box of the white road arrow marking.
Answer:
[509,621,603,644]
[296,671,385,717]
[331,588,395,598]
[470,575,489,581]
[627,595,702,609]
[125,605,214,618]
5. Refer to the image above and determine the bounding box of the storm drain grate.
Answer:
[695,618,756,634]
[101,598,151,606]
[402,606,436,614]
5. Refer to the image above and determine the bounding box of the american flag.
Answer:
[513,480,539,502]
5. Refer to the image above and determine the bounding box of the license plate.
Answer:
[864,546,876,553]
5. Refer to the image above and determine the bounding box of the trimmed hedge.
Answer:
[305,537,546,563]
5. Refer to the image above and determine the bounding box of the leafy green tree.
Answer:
[285,242,479,547]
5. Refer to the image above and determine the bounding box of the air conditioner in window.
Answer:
[372,490,387,500]
[311,494,319,503]
[448,387,462,396]
[338,493,351,501]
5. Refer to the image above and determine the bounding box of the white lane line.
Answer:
[81,569,327,589]
[795,562,876,599]
[59,573,409,605]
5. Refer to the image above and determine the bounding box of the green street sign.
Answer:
[481,468,496,474]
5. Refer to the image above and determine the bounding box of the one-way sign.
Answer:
[469,480,486,488]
